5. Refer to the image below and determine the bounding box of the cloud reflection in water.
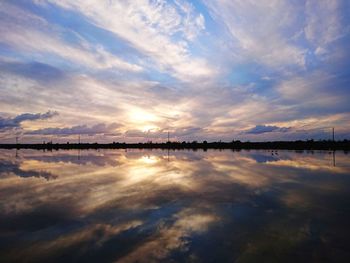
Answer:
[0,149,349,262]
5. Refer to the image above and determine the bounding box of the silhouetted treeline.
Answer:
[1,139,350,150]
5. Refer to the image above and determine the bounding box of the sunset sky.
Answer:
[1,0,350,143]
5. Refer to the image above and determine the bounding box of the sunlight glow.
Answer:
[139,156,159,165]
[128,108,160,131]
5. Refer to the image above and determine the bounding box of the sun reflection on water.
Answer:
[0,149,349,262]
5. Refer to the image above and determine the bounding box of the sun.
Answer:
[128,108,160,131]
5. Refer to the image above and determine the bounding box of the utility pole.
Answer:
[332,127,335,142]
[167,131,170,143]
[78,134,81,144]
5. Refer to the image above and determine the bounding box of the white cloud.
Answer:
[305,0,345,52]
[44,0,215,81]
[276,71,342,108]
[0,2,143,72]
[203,0,306,69]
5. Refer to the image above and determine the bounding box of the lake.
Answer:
[0,149,350,262]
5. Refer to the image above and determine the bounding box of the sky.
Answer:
[0,0,350,143]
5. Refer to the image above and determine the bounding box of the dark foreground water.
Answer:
[0,149,350,263]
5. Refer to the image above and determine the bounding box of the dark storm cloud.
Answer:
[246,125,291,135]
[27,123,121,136]
[0,111,58,131]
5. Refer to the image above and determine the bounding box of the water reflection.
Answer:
[0,149,349,262]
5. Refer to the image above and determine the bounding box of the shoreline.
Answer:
[1,141,349,151]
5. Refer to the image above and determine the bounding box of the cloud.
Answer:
[0,60,64,83]
[0,2,143,72]
[27,123,121,136]
[245,125,291,135]
[203,0,306,68]
[0,1,349,142]
[304,0,348,55]
[276,70,350,113]
[44,0,215,81]
[125,126,203,140]
[0,111,58,131]
[0,159,57,180]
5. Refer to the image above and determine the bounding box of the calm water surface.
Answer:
[0,149,350,263]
